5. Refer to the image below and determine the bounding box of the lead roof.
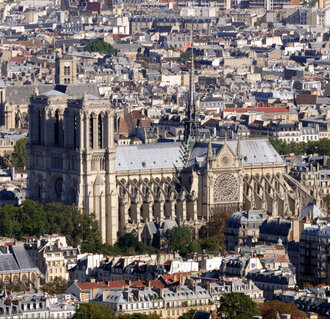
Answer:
[115,138,283,172]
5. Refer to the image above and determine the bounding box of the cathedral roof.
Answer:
[115,142,185,171]
[187,138,283,168]
[43,89,66,97]
[5,83,100,105]
[115,139,282,172]
[226,139,283,164]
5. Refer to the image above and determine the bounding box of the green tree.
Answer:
[119,314,161,319]
[270,138,330,156]
[199,236,221,254]
[6,281,28,292]
[255,16,266,27]
[268,22,274,30]
[85,39,115,55]
[72,303,115,319]
[19,200,48,237]
[259,300,307,319]
[0,151,13,168]
[166,226,194,256]
[12,137,28,168]
[217,293,259,319]
[208,210,232,251]
[190,240,201,253]
[116,232,140,251]
[41,277,68,295]
[115,232,157,255]
[181,50,195,60]
[0,205,21,237]
[44,202,103,253]
[0,155,10,169]
[178,309,196,319]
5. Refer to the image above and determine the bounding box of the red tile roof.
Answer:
[224,107,290,114]
[148,280,165,289]
[77,282,103,290]
[11,56,26,63]
[107,281,128,288]
[296,94,317,105]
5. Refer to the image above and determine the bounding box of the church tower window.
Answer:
[89,114,94,149]
[54,177,63,199]
[98,114,103,149]
[54,110,60,146]
[73,115,77,149]
[38,110,41,145]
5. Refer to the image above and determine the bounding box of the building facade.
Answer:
[299,225,330,285]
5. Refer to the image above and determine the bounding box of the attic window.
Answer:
[142,161,146,168]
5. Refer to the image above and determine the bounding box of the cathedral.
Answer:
[27,59,315,244]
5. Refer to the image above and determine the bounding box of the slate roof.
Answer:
[301,203,325,219]
[0,254,20,273]
[11,245,36,270]
[0,245,37,273]
[192,311,211,319]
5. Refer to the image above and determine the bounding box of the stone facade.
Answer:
[27,91,313,244]
[55,55,77,85]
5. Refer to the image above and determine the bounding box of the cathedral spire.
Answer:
[190,37,195,110]
[184,30,200,145]
[236,135,242,160]
[208,136,212,159]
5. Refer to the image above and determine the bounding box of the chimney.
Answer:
[248,279,253,290]
[133,289,141,301]
[179,275,186,287]
[323,155,327,166]
[123,288,129,301]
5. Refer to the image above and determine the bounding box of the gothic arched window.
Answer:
[54,177,63,200]
[73,115,77,149]
[36,183,41,200]
[54,110,60,146]
[38,110,42,145]
[89,114,94,149]
[98,114,103,149]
